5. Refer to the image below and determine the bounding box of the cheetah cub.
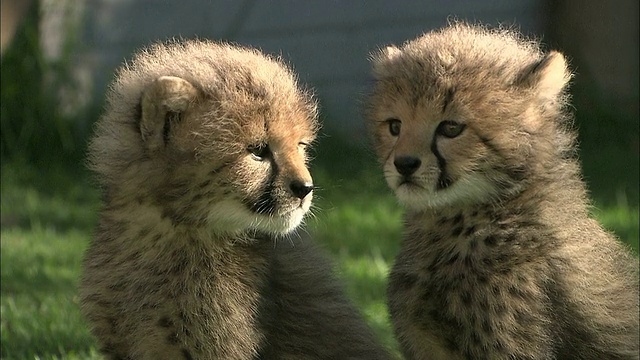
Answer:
[367,23,639,359]
[80,39,390,360]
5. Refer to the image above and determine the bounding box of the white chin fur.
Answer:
[390,174,501,210]
[206,199,309,235]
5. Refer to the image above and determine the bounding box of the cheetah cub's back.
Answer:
[367,23,639,360]
[80,39,390,360]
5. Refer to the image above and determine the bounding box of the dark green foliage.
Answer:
[1,2,89,166]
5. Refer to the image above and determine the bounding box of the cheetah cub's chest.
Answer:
[389,208,552,358]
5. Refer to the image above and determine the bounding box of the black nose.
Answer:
[394,156,422,176]
[289,180,314,199]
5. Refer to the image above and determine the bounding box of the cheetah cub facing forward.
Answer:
[80,40,390,360]
[367,23,639,359]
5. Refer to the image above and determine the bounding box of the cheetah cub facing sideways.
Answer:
[80,40,390,360]
[367,23,639,359]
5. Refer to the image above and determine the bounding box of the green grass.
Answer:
[1,162,101,359]
[1,228,100,360]
[1,133,638,359]
[309,159,403,354]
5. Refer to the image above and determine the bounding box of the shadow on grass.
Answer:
[1,160,99,233]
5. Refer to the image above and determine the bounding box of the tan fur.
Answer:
[80,39,390,360]
[366,23,639,359]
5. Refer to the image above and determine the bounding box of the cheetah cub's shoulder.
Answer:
[367,23,639,360]
[80,39,390,360]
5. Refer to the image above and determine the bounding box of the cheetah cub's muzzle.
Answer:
[379,114,498,210]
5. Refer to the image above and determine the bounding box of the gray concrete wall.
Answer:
[74,0,545,138]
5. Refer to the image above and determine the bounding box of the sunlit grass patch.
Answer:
[592,203,640,254]
[1,227,99,359]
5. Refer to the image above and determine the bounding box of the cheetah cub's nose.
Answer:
[394,155,422,176]
[290,180,314,199]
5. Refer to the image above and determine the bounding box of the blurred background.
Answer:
[3,0,639,143]
[1,1,637,359]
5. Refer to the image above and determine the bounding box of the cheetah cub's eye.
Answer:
[386,118,402,136]
[436,120,466,138]
[248,143,271,161]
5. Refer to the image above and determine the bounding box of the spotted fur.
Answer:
[367,23,639,360]
[80,39,390,360]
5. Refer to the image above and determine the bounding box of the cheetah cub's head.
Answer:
[366,23,572,211]
[90,40,318,236]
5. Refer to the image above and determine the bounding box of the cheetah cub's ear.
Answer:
[140,76,199,152]
[371,45,402,79]
[516,51,572,103]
